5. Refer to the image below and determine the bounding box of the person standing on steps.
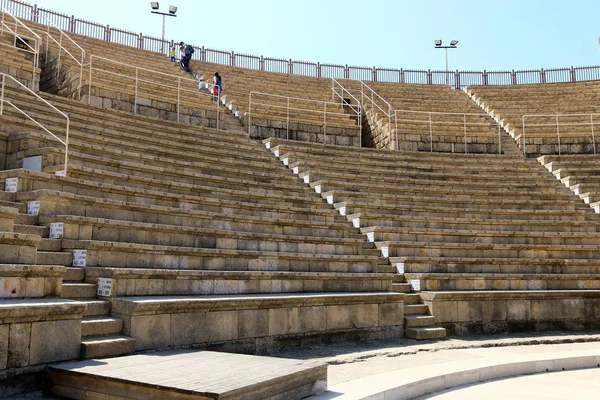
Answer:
[212,72,223,102]
[169,45,176,62]
[179,41,194,73]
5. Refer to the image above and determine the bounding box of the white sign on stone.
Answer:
[293,166,299,174]
[265,142,271,149]
[303,175,310,184]
[352,218,360,228]
[380,246,389,258]
[27,201,41,216]
[410,279,421,291]
[366,232,375,242]
[314,185,321,194]
[49,222,64,239]
[396,262,405,274]
[274,149,279,157]
[54,170,66,177]
[339,206,346,216]
[326,195,334,205]
[72,250,87,267]
[282,158,289,166]
[97,278,113,297]
[5,177,18,193]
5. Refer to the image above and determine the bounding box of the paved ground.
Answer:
[6,330,600,399]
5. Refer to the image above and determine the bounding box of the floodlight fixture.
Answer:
[450,40,459,46]
[150,3,178,54]
[435,40,442,46]
[434,39,460,86]
[151,2,159,10]
[169,5,177,14]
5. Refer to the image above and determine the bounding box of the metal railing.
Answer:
[87,55,220,127]
[0,7,40,89]
[331,78,362,131]
[395,110,503,154]
[0,72,69,174]
[359,80,393,148]
[248,91,361,144]
[3,0,600,89]
[522,113,600,156]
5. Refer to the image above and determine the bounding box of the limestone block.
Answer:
[29,319,80,365]
[205,311,238,342]
[349,304,378,328]
[326,305,350,330]
[0,277,25,298]
[269,307,299,336]
[7,323,30,368]
[0,324,7,369]
[431,301,458,324]
[506,300,532,322]
[555,299,583,321]
[457,300,483,323]
[238,309,269,339]
[482,301,507,322]
[170,312,206,346]
[25,278,45,298]
[378,302,403,327]
[131,314,171,350]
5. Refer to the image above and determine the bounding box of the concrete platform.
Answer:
[47,350,327,400]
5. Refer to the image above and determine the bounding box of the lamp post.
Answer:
[151,2,177,54]
[434,40,459,86]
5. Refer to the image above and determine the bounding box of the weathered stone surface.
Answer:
[29,319,80,365]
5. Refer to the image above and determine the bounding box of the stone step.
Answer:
[14,214,37,225]
[61,283,97,299]
[405,315,436,327]
[36,251,72,266]
[64,267,85,282]
[76,299,111,317]
[0,200,24,213]
[404,293,422,305]
[405,327,447,340]
[81,316,124,337]
[38,238,62,252]
[80,335,136,359]
[391,283,412,293]
[404,304,430,315]
[13,224,48,236]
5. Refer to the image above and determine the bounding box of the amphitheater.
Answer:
[0,1,600,399]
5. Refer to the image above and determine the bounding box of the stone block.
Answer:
[506,300,532,322]
[269,307,299,336]
[378,302,403,326]
[298,306,326,333]
[205,311,238,342]
[130,314,171,350]
[349,304,378,328]
[326,305,350,330]
[238,309,269,339]
[29,319,80,365]
[7,323,30,368]
[0,324,7,369]
[170,312,206,346]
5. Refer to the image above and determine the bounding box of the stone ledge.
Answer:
[0,299,86,323]
[420,290,600,302]
[0,264,65,278]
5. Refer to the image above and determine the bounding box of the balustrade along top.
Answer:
[2,0,600,89]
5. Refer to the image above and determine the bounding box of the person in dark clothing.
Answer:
[179,41,193,72]
[212,72,223,101]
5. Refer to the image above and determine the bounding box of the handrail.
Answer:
[0,73,69,174]
[395,109,502,155]
[248,90,362,145]
[0,8,41,89]
[522,113,600,156]
[360,80,393,149]
[88,55,221,128]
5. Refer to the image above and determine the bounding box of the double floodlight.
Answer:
[435,39,459,47]
[150,2,177,15]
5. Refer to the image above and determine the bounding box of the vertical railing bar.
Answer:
[591,114,597,155]
[556,115,561,156]
[429,112,433,153]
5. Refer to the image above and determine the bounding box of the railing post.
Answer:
[455,70,460,90]
[429,112,433,152]
[0,74,5,116]
[231,51,235,67]
[138,33,143,49]
[69,15,75,32]
[570,66,576,82]
[540,68,546,84]
[483,70,488,85]
[591,114,597,155]
[201,46,206,62]
[344,64,349,79]
[372,66,377,82]
[556,115,561,155]
[427,69,432,85]
[400,68,404,84]
[32,5,38,22]
[134,67,138,114]
[177,77,180,123]
[511,70,517,85]
[105,25,110,42]
[289,59,293,74]
[317,62,321,77]
[463,114,467,154]
[260,55,264,71]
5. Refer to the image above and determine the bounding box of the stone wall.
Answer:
[422,291,600,335]
[248,118,361,147]
[0,132,7,170]
[0,300,85,371]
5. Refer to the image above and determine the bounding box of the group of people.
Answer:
[169,43,224,101]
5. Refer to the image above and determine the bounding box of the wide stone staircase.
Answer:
[0,81,405,371]
[264,138,600,335]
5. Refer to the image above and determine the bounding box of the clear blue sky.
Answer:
[21,0,600,72]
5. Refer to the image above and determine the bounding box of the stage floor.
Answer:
[48,350,327,400]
